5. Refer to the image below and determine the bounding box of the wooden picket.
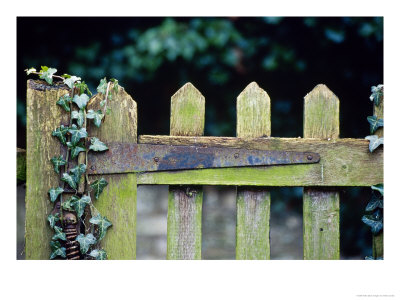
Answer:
[25,80,384,260]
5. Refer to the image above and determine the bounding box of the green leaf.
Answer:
[72,94,89,109]
[89,137,108,152]
[64,76,81,89]
[89,214,112,240]
[68,124,88,145]
[362,214,383,234]
[62,195,79,211]
[365,135,384,152]
[50,155,66,174]
[47,213,60,228]
[26,67,36,75]
[48,187,64,202]
[76,233,97,254]
[70,163,86,185]
[97,77,108,94]
[39,66,57,85]
[56,94,72,112]
[86,109,104,128]
[52,225,66,241]
[50,241,66,259]
[75,81,92,96]
[370,84,384,106]
[71,110,85,127]
[72,195,91,218]
[366,196,383,212]
[52,125,69,145]
[110,78,119,93]
[89,249,107,260]
[61,173,77,189]
[67,142,86,159]
[90,178,108,200]
[100,99,106,107]
[367,116,384,134]
[371,184,384,196]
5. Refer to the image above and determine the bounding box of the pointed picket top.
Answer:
[304,84,340,139]
[170,82,205,136]
[237,81,271,138]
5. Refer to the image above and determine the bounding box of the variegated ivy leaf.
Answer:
[365,135,383,152]
[50,241,66,259]
[71,110,85,127]
[50,155,66,174]
[370,84,384,106]
[25,67,36,75]
[61,173,77,189]
[362,212,383,235]
[56,94,72,112]
[48,187,64,202]
[110,78,119,93]
[76,233,97,254]
[52,125,69,145]
[72,93,89,109]
[62,195,79,211]
[52,225,66,241]
[371,184,384,196]
[366,197,383,212]
[47,213,60,228]
[97,77,108,94]
[89,137,108,152]
[90,178,108,200]
[39,66,57,85]
[68,124,88,145]
[75,81,92,96]
[367,116,384,134]
[66,142,86,159]
[72,195,91,218]
[64,76,81,89]
[89,249,107,260]
[86,109,104,128]
[90,214,112,240]
[70,163,86,185]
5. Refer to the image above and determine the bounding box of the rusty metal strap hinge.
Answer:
[87,142,320,175]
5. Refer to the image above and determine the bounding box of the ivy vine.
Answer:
[26,66,119,260]
[362,84,384,260]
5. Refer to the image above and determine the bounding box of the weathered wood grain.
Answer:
[373,89,383,259]
[303,84,340,260]
[167,83,204,259]
[25,80,69,259]
[87,85,137,259]
[137,136,383,186]
[236,82,271,259]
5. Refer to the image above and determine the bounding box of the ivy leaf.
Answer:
[70,163,86,185]
[72,94,89,109]
[64,76,81,89]
[72,195,91,218]
[61,173,77,189]
[71,110,85,127]
[370,84,384,106]
[75,81,92,96]
[48,187,64,202]
[52,225,66,241]
[67,142,86,159]
[26,67,37,75]
[97,77,108,94]
[90,178,108,200]
[110,78,119,93]
[52,125,69,145]
[39,66,57,85]
[50,155,66,174]
[62,195,79,211]
[76,233,97,254]
[371,184,384,196]
[86,109,104,128]
[47,213,60,228]
[365,196,383,212]
[362,214,383,235]
[50,241,66,259]
[365,135,384,152]
[367,116,384,134]
[90,214,112,240]
[56,94,72,112]
[89,137,108,152]
[89,249,107,260]
[68,124,88,145]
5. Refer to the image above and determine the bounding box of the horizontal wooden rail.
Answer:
[137,135,383,186]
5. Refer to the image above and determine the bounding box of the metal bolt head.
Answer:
[153,157,159,163]
[307,155,313,161]
[234,153,239,159]
[90,165,96,171]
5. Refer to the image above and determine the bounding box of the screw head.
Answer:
[234,153,239,159]
[90,165,95,171]
[307,155,313,161]
[153,157,159,163]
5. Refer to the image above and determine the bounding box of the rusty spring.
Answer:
[63,212,80,260]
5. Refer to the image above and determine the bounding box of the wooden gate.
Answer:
[25,80,383,259]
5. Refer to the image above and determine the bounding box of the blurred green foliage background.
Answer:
[17,17,383,258]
